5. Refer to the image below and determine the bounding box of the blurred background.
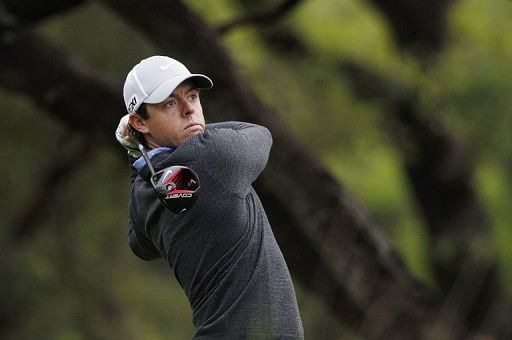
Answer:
[1,0,511,339]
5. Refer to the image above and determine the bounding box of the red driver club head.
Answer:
[150,165,200,214]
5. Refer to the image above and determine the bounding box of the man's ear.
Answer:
[128,113,149,134]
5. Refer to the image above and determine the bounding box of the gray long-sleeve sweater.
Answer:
[128,122,304,339]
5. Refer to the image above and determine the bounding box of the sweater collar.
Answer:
[132,147,174,172]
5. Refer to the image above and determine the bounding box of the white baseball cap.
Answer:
[123,55,213,113]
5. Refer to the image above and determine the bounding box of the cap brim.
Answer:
[144,74,213,104]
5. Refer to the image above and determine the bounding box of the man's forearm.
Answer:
[128,226,161,261]
[207,121,257,131]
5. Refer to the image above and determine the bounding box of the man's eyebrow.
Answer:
[187,86,200,93]
[169,86,199,98]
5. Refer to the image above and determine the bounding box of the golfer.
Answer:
[116,56,304,339]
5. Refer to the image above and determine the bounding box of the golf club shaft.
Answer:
[138,143,156,176]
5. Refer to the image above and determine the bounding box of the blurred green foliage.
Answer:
[1,0,511,338]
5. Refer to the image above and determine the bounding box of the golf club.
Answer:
[129,124,200,214]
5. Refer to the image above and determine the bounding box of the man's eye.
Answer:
[189,94,197,101]
[166,100,175,107]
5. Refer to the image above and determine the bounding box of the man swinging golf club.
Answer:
[116,56,304,339]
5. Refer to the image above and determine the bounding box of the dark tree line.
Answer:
[0,0,509,338]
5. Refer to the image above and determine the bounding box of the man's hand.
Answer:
[115,114,142,158]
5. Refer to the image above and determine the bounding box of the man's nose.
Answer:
[182,100,194,116]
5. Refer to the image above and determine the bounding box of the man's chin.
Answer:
[189,129,204,137]
[181,129,203,144]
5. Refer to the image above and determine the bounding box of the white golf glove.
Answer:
[115,114,142,158]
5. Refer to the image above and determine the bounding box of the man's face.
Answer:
[139,81,205,148]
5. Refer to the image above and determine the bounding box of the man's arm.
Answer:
[128,220,161,261]
[202,122,272,196]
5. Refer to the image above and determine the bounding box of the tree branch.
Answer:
[218,0,303,34]
[339,60,511,338]
[0,0,86,25]
[366,0,455,54]
[11,138,92,240]
[0,25,121,140]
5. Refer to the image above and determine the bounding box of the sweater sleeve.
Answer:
[201,122,272,196]
[128,219,161,261]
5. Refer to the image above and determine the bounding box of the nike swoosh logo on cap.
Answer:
[160,62,172,70]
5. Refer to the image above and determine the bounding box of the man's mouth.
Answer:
[185,123,203,131]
